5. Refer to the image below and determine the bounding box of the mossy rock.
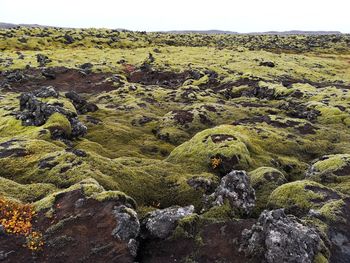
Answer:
[44,112,72,138]
[249,167,287,215]
[307,154,350,177]
[268,180,342,216]
[307,154,350,195]
[166,125,253,175]
[33,178,105,212]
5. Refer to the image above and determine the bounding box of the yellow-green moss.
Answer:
[268,180,332,210]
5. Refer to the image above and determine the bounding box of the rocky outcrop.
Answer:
[14,87,87,139]
[240,209,321,263]
[141,205,195,239]
[65,91,98,114]
[204,170,256,216]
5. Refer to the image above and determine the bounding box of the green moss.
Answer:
[172,214,200,239]
[249,167,286,215]
[44,112,72,136]
[33,178,104,212]
[201,202,233,221]
[268,180,330,211]
[318,199,346,223]
[311,154,350,174]
[313,253,329,263]
[0,176,57,203]
[92,190,137,208]
[166,125,253,173]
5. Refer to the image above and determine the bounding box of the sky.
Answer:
[1,0,349,33]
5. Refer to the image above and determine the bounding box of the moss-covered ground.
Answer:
[1,28,350,262]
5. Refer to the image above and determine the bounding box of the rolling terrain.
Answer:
[0,27,350,262]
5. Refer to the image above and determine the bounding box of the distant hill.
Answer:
[162,30,343,35]
[161,30,239,35]
[0,22,50,29]
[0,22,343,35]
[247,30,342,35]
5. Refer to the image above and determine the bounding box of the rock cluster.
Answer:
[15,86,88,139]
[240,209,321,263]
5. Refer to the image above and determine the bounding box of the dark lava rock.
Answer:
[36,54,51,67]
[63,34,74,44]
[15,87,87,139]
[79,63,93,70]
[35,189,139,263]
[138,218,258,263]
[112,205,140,257]
[327,198,350,263]
[65,91,98,114]
[240,209,321,263]
[259,61,276,67]
[0,148,28,158]
[5,70,26,83]
[141,205,194,239]
[41,68,56,80]
[187,176,217,194]
[205,170,256,216]
[32,86,59,98]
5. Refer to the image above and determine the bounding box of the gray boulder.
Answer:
[112,205,140,257]
[206,170,256,216]
[141,205,194,239]
[240,209,321,263]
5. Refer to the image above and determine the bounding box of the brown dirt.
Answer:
[1,67,117,93]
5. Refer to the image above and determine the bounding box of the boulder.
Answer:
[205,170,256,216]
[240,209,321,263]
[141,205,195,239]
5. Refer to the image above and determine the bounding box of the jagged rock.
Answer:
[112,205,140,257]
[141,205,195,239]
[205,170,256,216]
[80,63,93,70]
[65,91,98,114]
[32,86,59,98]
[15,87,87,139]
[240,209,321,263]
[36,54,51,67]
[259,61,275,67]
[41,68,56,79]
[5,70,26,83]
[64,34,74,44]
[187,176,217,194]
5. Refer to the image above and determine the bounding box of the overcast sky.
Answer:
[1,0,349,32]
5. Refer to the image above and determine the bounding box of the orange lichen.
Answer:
[211,157,222,169]
[0,197,43,250]
[26,231,44,251]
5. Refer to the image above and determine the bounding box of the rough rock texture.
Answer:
[141,205,195,239]
[205,170,256,216]
[15,87,87,139]
[240,209,321,263]
[0,186,140,263]
[112,205,140,257]
[65,91,98,114]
